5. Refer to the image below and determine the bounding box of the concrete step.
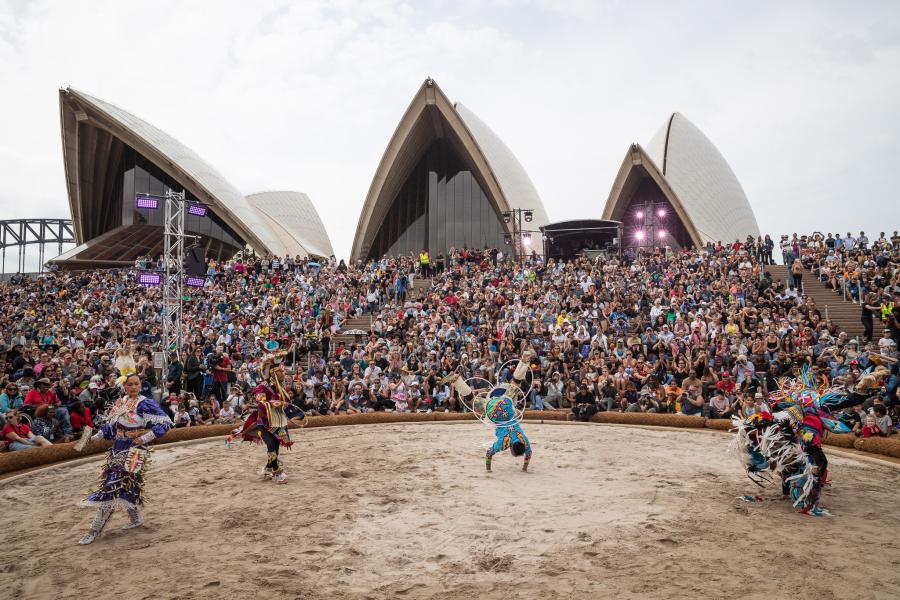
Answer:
[764,264,865,338]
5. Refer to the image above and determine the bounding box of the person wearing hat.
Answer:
[165,351,184,396]
[228,345,300,484]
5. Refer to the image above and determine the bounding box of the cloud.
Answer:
[1,0,899,264]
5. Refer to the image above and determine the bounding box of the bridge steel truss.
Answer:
[0,219,75,274]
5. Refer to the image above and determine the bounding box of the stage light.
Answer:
[503,214,511,224]
[137,272,162,286]
[657,230,667,239]
[524,210,533,223]
[135,195,159,210]
[523,233,532,245]
[504,235,512,245]
[635,210,644,220]
[635,230,646,241]
[185,275,205,288]
[657,208,666,218]
[187,203,208,217]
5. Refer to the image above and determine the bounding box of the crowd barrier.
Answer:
[2,411,898,476]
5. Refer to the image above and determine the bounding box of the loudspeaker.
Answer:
[186,247,206,277]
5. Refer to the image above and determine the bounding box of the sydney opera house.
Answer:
[602,112,760,249]
[48,78,760,268]
[51,87,333,268]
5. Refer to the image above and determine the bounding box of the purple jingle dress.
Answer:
[81,396,172,510]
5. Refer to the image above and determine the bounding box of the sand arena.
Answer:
[2,422,899,600]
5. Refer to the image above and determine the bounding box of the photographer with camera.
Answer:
[572,381,598,422]
[679,384,704,416]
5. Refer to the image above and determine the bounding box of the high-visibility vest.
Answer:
[420,252,430,265]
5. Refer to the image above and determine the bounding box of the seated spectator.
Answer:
[708,391,734,419]
[572,383,598,421]
[219,400,237,423]
[875,403,894,434]
[346,382,372,414]
[284,402,307,427]
[3,410,52,451]
[855,411,884,437]
[195,400,215,425]
[31,404,73,443]
[680,385,704,416]
[172,405,192,428]
[24,377,72,435]
[68,401,93,434]
[165,392,182,419]
[0,383,24,417]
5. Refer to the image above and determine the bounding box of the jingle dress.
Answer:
[81,396,172,510]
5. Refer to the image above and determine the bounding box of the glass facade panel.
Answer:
[113,145,244,257]
[367,140,505,260]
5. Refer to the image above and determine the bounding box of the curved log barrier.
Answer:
[2,410,897,477]
[853,437,900,459]
[593,412,706,428]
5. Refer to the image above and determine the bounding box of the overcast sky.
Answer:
[1,0,899,264]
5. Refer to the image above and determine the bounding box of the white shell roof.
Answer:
[246,191,334,258]
[66,88,290,256]
[645,113,760,243]
[454,103,550,228]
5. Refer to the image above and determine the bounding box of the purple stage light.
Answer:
[657,230,667,239]
[187,203,207,217]
[657,208,666,218]
[185,275,205,288]
[137,272,162,286]
[635,210,644,220]
[635,230,646,241]
[135,195,159,210]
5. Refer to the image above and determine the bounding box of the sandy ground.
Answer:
[1,422,899,600]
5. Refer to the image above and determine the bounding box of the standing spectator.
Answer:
[791,260,804,292]
[210,346,232,402]
[165,351,183,395]
[185,347,205,400]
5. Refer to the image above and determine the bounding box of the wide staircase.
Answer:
[334,315,373,349]
[332,274,435,349]
[411,275,433,300]
[765,264,864,339]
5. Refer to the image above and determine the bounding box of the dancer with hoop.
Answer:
[443,349,535,472]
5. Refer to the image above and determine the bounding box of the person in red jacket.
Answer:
[24,377,60,406]
[69,401,93,434]
[24,378,72,436]
[3,410,52,450]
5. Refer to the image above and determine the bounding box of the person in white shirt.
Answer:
[219,400,236,423]
[878,330,897,354]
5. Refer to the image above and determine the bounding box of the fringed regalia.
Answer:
[485,394,532,470]
[228,348,294,483]
[82,396,172,510]
[232,382,293,449]
[730,366,848,516]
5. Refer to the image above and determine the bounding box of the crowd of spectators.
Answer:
[3,231,899,451]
